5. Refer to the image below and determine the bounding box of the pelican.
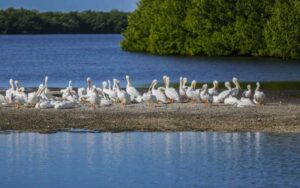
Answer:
[126,75,142,103]
[231,77,242,97]
[5,79,15,104]
[54,100,76,109]
[186,80,199,101]
[78,77,93,98]
[103,80,118,102]
[213,82,232,103]
[237,84,255,107]
[253,82,266,105]
[99,90,112,107]
[27,84,44,106]
[164,76,180,103]
[87,86,100,109]
[179,77,187,99]
[142,81,157,105]
[224,95,239,105]
[208,80,219,96]
[200,84,213,104]
[35,99,54,109]
[151,80,167,103]
[115,79,131,105]
[0,94,7,105]
[14,80,27,106]
[43,76,53,99]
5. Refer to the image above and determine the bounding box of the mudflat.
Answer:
[0,90,299,133]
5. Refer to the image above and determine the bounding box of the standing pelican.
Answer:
[43,76,53,99]
[186,80,199,102]
[179,77,187,99]
[208,80,219,96]
[253,82,266,105]
[200,84,213,104]
[78,77,93,98]
[14,80,27,106]
[164,76,180,103]
[5,79,15,104]
[104,80,117,102]
[231,77,242,97]
[151,80,167,103]
[115,79,131,105]
[87,86,100,109]
[125,75,142,103]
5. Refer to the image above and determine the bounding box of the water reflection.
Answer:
[0,132,299,187]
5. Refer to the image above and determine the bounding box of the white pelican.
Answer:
[115,79,131,105]
[5,79,15,104]
[242,84,252,99]
[151,80,167,103]
[78,77,93,98]
[213,82,232,103]
[224,95,239,105]
[186,80,199,101]
[125,75,142,103]
[54,101,76,109]
[43,76,53,99]
[103,80,118,102]
[237,84,255,107]
[0,94,7,105]
[14,80,27,106]
[164,76,180,103]
[179,77,187,99]
[200,84,213,104]
[142,81,157,105]
[231,77,242,97]
[208,80,219,96]
[87,86,100,109]
[253,82,266,105]
[35,99,54,109]
[27,84,44,105]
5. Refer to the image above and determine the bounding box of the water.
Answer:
[0,34,300,88]
[0,132,299,187]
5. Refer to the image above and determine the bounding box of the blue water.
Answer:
[0,34,300,88]
[0,132,299,187]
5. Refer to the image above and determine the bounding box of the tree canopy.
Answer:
[0,8,129,34]
[121,0,300,60]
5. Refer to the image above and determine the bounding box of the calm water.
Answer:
[0,132,299,187]
[0,34,300,88]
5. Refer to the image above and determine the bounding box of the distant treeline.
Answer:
[0,8,129,34]
[121,0,300,60]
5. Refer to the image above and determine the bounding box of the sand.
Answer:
[0,90,299,133]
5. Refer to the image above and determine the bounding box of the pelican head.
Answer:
[247,84,251,91]
[202,84,208,90]
[9,78,14,86]
[232,77,241,90]
[191,80,197,89]
[225,82,231,90]
[45,76,48,82]
[125,75,130,80]
[68,80,72,87]
[102,81,108,89]
[213,80,219,88]
[87,77,92,88]
[14,80,20,88]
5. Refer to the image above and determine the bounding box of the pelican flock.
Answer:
[0,75,266,109]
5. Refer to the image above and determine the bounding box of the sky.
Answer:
[0,0,139,12]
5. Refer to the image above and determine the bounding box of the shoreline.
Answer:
[0,90,299,133]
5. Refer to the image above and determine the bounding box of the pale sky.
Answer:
[0,0,139,12]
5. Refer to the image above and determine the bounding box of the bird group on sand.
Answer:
[0,75,266,109]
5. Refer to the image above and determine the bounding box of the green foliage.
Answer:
[0,8,129,34]
[122,0,300,60]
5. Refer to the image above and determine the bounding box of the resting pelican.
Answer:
[151,80,167,103]
[208,80,219,96]
[179,77,187,99]
[126,75,142,103]
[231,77,242,97]
[27,84,44,105]
[186,80,199,101]
[115,79,131,105]
[0,94,7,105]
[213,82,232,103]
[253,82,266,105]
[236,84,255,107]
[142,81,157,105]
[200,84,213,104]
[164,76,180,103]
[35,99,54,109]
